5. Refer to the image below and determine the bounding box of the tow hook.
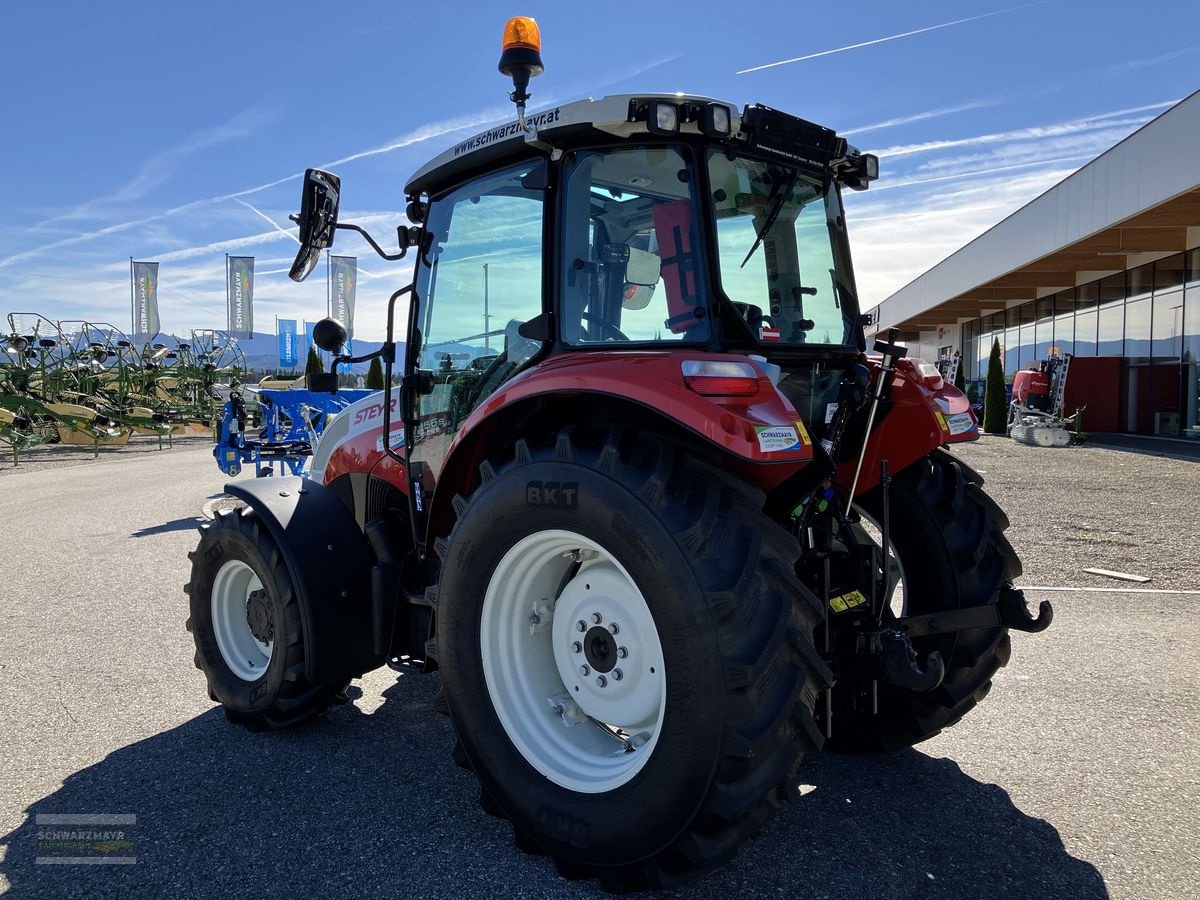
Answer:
[999,585,1054,633]
[880,629,944,691]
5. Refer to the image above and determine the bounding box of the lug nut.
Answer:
[591,612,603,624]
[576,620,587,632]
[596,675,608,687]
[617,647,629,659]
[579,665,590,676]
[609,622,620,635]
[571,641,582,653]
[612,669,623,681]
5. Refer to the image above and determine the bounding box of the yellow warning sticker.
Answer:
[829,590,868,613]
[933,409,949,433]
[793,419,812,446]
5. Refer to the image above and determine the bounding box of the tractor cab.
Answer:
[391,93,879,487]
[404,93,876,361]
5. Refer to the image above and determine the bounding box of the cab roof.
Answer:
[405,93,741,198]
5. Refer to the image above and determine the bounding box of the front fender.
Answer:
[836,365,962,495]
[225,477,382,685]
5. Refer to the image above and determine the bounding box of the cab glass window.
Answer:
[560,146,709,344]
[413,162,544,457]
[707,151,850,346]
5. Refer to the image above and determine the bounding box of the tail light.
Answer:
[681,360,760,396]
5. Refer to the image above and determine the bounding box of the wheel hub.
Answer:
[583,626,617,673]
[550,561,661,733]
[246,589,275,644]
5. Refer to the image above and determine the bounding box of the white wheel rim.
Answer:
[211,559,274,682]
[480,529,666,794]
[852,508,907,617]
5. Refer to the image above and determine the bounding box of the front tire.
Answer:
[185,507,346,730]
[826,448,1020,752]
[433,427,830,889]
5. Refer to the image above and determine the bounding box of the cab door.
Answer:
[405,160,547,502]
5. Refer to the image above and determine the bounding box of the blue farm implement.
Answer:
[214,383,374,477]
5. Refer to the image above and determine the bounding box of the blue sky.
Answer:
[1,0,1196,341]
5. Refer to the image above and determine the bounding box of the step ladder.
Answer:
[937,352,961,386]
[1049,353,1073,416]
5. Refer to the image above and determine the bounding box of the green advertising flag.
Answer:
[227,257,255,338]
[329,255,356,339]
[131,261,160,337]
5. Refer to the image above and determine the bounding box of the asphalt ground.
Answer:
[0,439,1197,898]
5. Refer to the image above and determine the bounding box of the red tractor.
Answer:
[184,17,1051,889]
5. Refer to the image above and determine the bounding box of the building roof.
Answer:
[871,89,1200,337]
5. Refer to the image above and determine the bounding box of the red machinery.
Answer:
[181,17,1050,889]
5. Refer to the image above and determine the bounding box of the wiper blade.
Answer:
[740,168,799,269]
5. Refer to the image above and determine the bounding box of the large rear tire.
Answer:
[825,448,1020,752]
[433,427,830,889]
[185,507,346,731]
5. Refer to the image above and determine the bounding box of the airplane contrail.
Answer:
[235,199,300,244]
[736,2,1046,75]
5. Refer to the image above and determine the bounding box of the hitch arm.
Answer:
[897,586,1053,638]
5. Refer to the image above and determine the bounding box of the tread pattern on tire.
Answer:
[829,447,1019,751]
[433,426,832,890]
[185,507,346,731]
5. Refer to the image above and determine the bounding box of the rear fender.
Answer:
[426,351,821,553]
[225,477,383,685]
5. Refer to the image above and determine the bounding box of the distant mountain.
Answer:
[225,331,404,375]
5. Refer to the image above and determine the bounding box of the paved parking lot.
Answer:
[0,438,1197,898]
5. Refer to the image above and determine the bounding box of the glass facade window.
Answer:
[1034,298,1054,359]
[1152,291,1183,358]
[1016,301,1036,371]
[1127,262,1153,304]
[1004,323,1019,376]
[1123,298,1151,358]
[1053,289,1075,357]
[1097,273,1125,356]
[1155,253,1185,293]
[1186,248,1200,291]
[1074,309,1098,356]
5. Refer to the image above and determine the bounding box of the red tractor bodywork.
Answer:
[316,350,977,541]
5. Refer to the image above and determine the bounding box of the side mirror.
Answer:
[289,169,342,283]
[312,317,347,353]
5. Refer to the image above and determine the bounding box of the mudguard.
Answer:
[225,477,383,686]
[836,361,973,494]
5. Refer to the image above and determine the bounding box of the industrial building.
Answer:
[871,89,1200,438]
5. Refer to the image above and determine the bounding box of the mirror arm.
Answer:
[334,222,412,261]
[330,343,395,370]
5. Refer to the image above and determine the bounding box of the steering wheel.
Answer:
[581,313,630,343]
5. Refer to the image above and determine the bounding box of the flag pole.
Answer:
[129,257,135,337]
[224,254,230,335]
